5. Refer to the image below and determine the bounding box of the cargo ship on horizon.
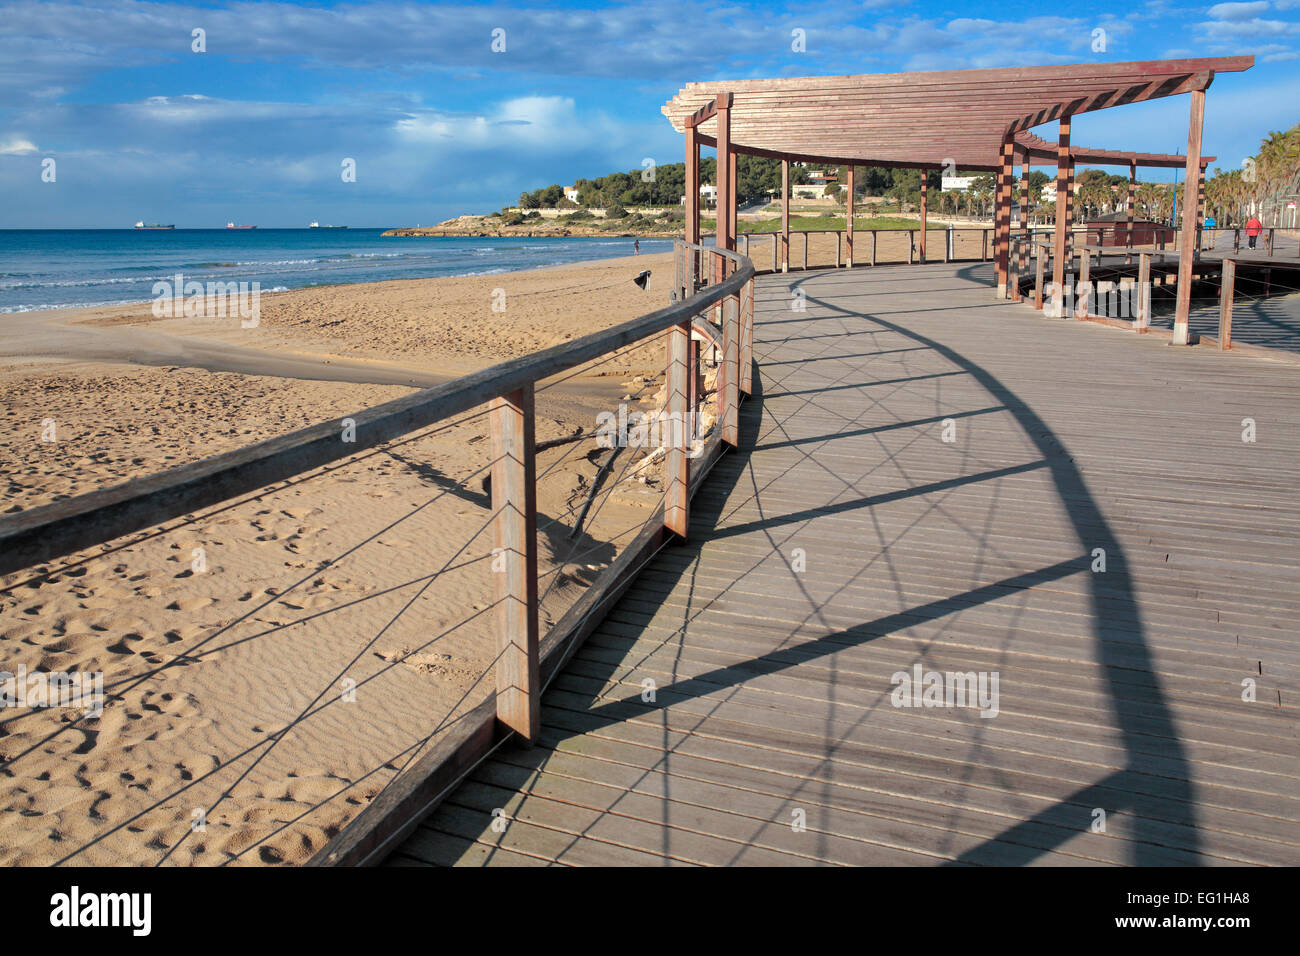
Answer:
[134,221,175,229]
[226,222,257,230]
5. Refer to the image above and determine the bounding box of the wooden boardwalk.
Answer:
[392,260,1300,867]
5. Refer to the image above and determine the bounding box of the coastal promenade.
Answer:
[394,259,1300,866]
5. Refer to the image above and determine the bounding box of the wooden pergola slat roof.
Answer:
[662,57,1251,171]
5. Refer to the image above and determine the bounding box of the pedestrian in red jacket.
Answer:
[1246,215,1263,250]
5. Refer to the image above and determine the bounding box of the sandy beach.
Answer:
[0,251,682,865]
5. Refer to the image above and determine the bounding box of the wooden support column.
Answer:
[715,93,733,254]
[781,159,790,273]
[728,148,738,252]
[684,124,700,288]
[1173,88,1205,346]
[995,136,1014,298]
[1125,161,1136,265]
[919,173,928,263]
[663,318,691,538]
[845,166,855,267]
[490,385,539,743]
[685,127,699,247]
[1016,151,1029,298]
[1052,116,1071,315]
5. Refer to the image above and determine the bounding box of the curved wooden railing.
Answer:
[0,239,756,867]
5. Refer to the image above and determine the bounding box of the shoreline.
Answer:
[1,234,674,316]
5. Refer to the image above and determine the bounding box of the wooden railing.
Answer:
[1014,232,1300,354]
[737,226,1069,272]
[0,239,756,865]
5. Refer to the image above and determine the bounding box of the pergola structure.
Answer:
[663,57,1252,344]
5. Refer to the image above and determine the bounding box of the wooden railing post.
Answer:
[1076,250,1091,319]
[490,384,539,743]
[802,232,808,270]
[721,285,740,447]
[982,229,988,261]
[740,276,753,396]
[664,313,691,537]
[1010,238,1021,302]
[1136,252,1151,332]
[907,230,914,265]
[1034,246,1045,310]
[870,230,877,267]
[1267,228,1275,256]
[772,235,778,273]
[835,232,842,269]
[1218,257,1235,350]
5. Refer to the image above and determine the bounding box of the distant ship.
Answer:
[226,222,257,230]
[309,221,348,229]
[135,221,175,229]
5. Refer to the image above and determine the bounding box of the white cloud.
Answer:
[1263,50,1299,59]
[0,136,38,154]
[1207,1,1271,19]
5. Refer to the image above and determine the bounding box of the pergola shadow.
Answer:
[432,264,1200,866]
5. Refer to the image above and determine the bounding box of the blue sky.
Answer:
[1,0,1297,227]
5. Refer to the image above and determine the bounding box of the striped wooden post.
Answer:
[490,385,539,743]
[1218,257,1235,350]
[835,232,842,268]
[870,231,877,266]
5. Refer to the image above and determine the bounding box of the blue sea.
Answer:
[0,229,674,313]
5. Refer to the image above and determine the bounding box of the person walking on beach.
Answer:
[1246,214,1262,250]
[634,239,640,255]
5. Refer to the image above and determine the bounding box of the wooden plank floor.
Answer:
[392,260,1300,867]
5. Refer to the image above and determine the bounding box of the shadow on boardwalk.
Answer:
[397,261,1300,866]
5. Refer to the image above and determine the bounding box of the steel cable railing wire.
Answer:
[54,470,512,868]
[0,403,501,597]
[59,487,513,864]
[219,638,511,866]
[8,241,751,865]
[55,595,507,866]
[0,426,500,750]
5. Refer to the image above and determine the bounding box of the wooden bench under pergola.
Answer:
[663,56,1252,344]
